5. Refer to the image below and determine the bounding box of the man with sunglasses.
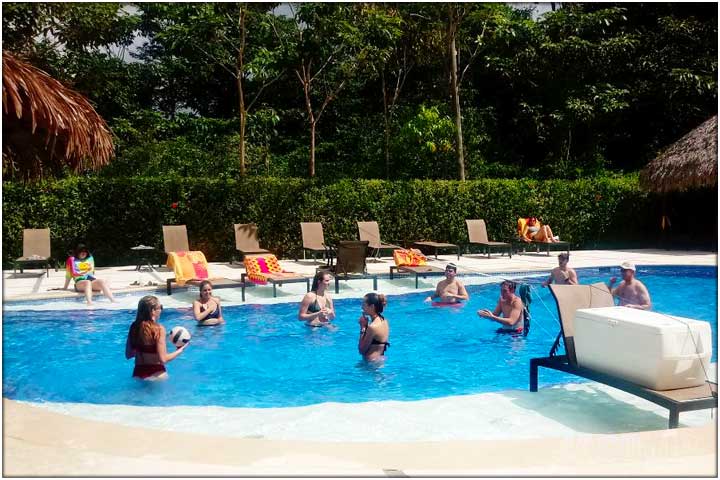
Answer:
[424,263,469,304]
[608,261,652,310]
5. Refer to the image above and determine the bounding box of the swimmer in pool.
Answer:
[125,295,188,380]
[424,263,469,304]
[358,292,390,361]
[192,280,225,326]
[608,261,652,310]
[542,252,578,287]
[298,270,336,327]
[477,280,525,333]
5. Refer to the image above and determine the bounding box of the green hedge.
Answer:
[3,176,715,267]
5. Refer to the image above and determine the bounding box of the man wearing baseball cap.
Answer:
[424,262,469,304]
[608,261,652,310]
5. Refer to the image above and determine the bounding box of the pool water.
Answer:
[3,266,716,408]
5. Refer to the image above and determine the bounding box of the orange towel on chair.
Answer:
[393,248,427,267]
[244,254,297,285]
[166,251,210,286]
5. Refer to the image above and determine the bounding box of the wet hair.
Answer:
[311,270,332,292]
[74,243,90,257]
[364,292,387,317]
[500,280,517,292]
[130,295,162,348]
[558,252,569,261]
[198,280,213,294]
[445,263,457,272]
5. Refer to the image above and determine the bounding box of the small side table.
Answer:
[131,245,157,272]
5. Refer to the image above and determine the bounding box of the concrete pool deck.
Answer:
[2,248,718,475]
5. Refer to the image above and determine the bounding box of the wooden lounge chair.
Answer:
[389,264,445,289]
[15,228,52,277]
[163,225,190,254]
[530,283,718,429]
[319,240,377,293]
[300,222,331,264]
[412,241,460,260]
[241,254,309,301]
[163,225,240,295]
[465,219,512,258]
[357,221,401,261]
[234,223,272,260]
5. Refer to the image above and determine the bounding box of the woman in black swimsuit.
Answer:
[358,292,390,361]
[298,271,336,327]
[193,280,224,326]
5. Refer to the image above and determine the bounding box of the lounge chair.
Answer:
[465,219,512,258]
[388,248,444,288]
[163,225,240,294]
[15,228,52,277]
[241,254,309,301]
[234,223,272,260]
[357,221,401,261]
[300,222,331,264]
[390,264,445,289]
[163,225,190,254]
[515,217,570,256]
[530,283,718,428]
[411,240,460,260]
[319,240,377,293]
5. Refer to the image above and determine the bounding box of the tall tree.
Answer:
[278,3,400,177]
[137,3,284,176]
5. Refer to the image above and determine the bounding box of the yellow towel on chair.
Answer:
[166,251,210,286]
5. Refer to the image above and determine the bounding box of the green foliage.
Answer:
[392,105,456,178]
[1,3,716,182]
[5,176,713,268]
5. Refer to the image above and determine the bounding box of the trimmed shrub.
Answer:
[2,177,714,267]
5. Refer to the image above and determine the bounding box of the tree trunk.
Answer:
[381,71,390,179]
[309,121,316,177]
[448,6,465,181]
[238,77,247,176]
[237,8,247,177]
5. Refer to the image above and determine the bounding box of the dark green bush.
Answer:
[3,176,714,268]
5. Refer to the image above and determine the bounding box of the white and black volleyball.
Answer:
[169,326,191,348]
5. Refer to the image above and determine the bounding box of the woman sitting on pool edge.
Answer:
[63,243,115,305]
[358,293,390,361]
[193,280,225,326]
[125,295,188,380]
[298,270,336,327]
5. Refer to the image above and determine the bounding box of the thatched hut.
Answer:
[2,51,114,180]
[640,115,718,193]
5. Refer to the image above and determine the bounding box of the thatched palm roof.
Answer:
[640,115,718,193]
[2,51,114,180]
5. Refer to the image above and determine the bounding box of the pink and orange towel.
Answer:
[392,248,427,267]
[166,251,210,286]
[243,254,298,284]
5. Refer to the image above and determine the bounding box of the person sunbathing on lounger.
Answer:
[521,217,559,243]
[424,263,469,304]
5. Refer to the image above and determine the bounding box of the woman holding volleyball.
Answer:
[125,295,188,380]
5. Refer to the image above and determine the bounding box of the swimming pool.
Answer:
[3,265,716,408]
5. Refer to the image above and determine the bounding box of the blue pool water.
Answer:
[3,265,716,408]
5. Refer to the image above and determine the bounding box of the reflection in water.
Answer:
[356,358,396,387]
